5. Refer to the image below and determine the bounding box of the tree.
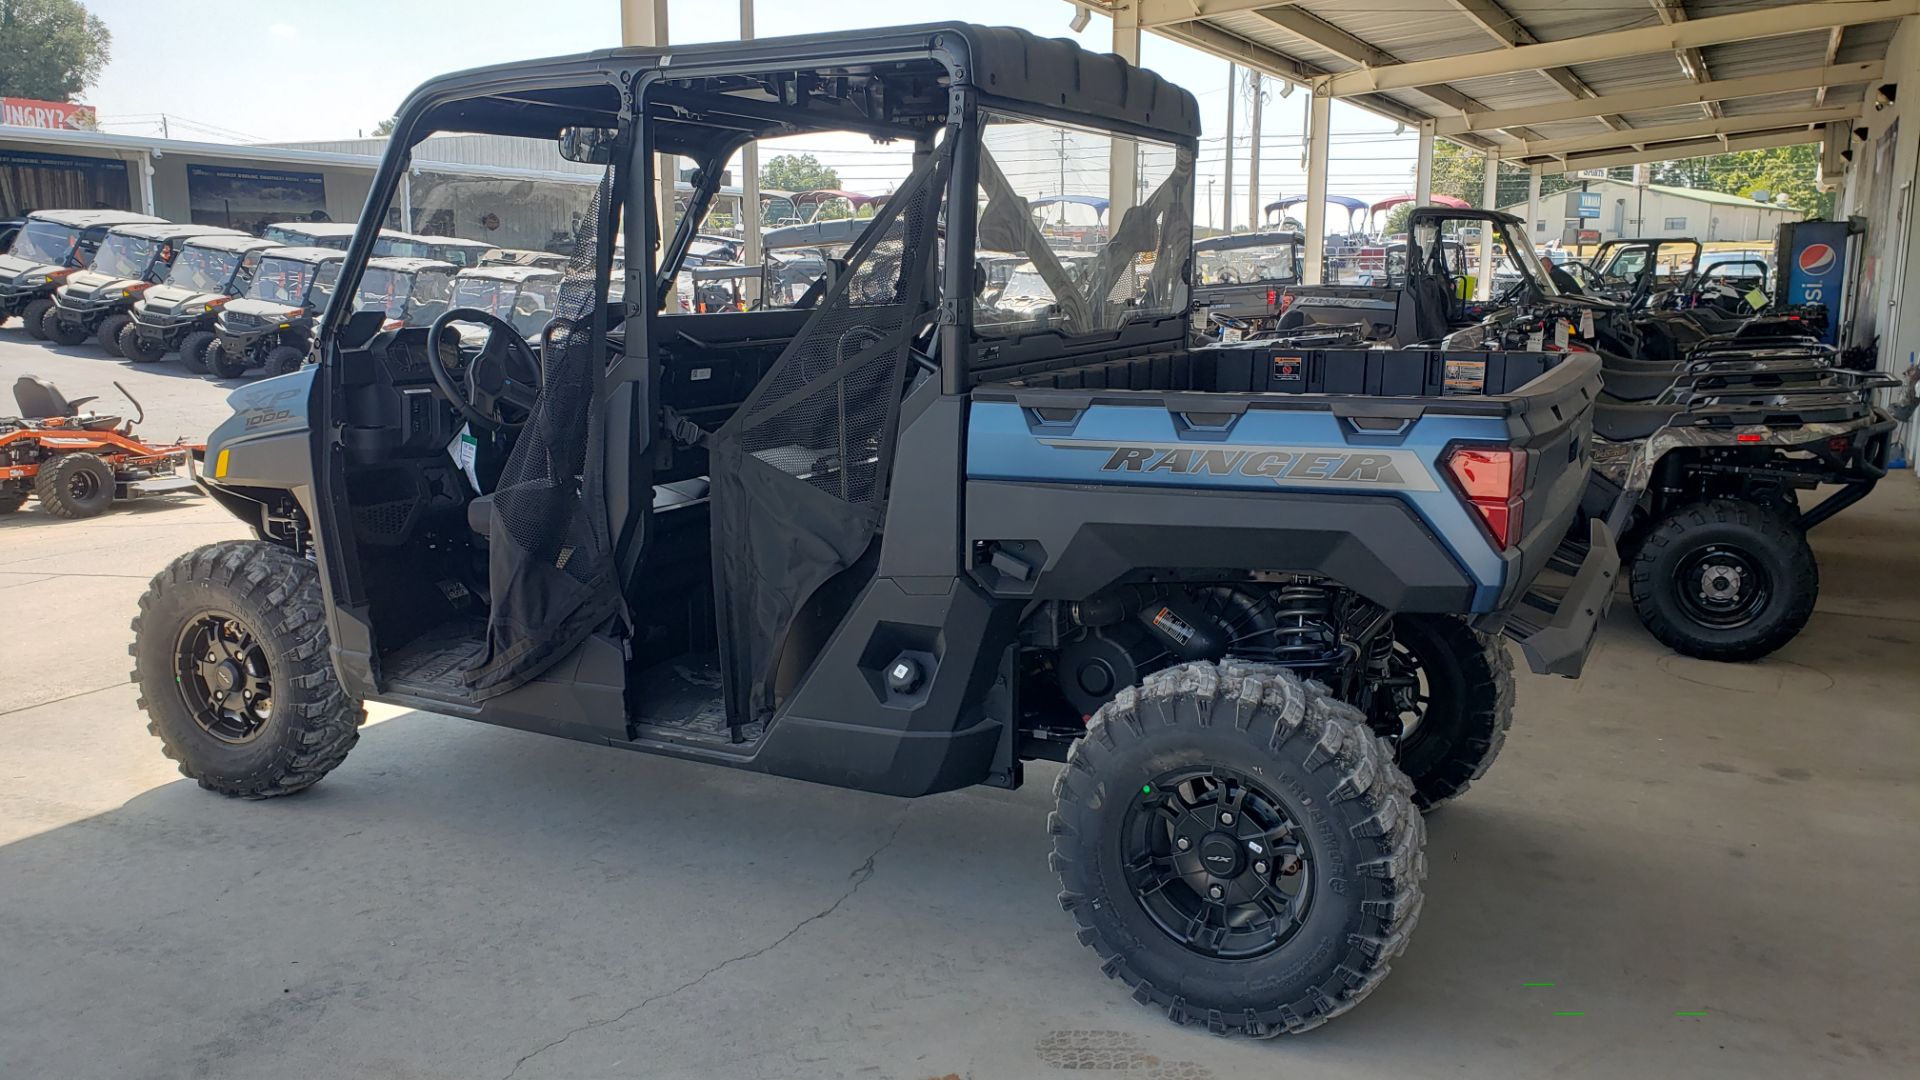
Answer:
[0,0,111,101]
[759,153,839,193]
[372,116,397,137]
[1650,144,1831,219]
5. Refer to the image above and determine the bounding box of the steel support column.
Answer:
[1109,2,1141,224]
[739,0,761,302]
[621,0,673,255]
[1303,80,1331,285]
[137,151,156,216]
[1477,151,1498,299]
[1415,120,1435,207]
[1526,165,1542,247]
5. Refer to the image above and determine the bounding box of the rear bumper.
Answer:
[1491,519,1618,678]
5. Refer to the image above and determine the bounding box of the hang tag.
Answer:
[1744,287,1769,311]
[1579,309,1595,338]
[1554,320,1571,350]
[1526,330,1545,352]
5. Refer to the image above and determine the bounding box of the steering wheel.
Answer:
[427,307,541,432]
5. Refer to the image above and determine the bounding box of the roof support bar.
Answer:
[1539,127,1826,175]
[1134,0,1304,27]
[1517,106,1859,158]
[1650,0,1723,120]
[1442,0,1630,130]
[1324,0,1920,96]
[1435,61,1884,135]
[1303,81,1331,285]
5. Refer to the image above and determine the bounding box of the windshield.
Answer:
[1196,242,1298,286]
[247,256,327,305]
[1498,221,1559,298]
[429,243,486,268]
[373,235,435,258]
[357,267,455,325]
[451,275,559,339]
[9,221,81,264]
[165,244,245,292]
[89,232,164,279]
[999,264,1055,301]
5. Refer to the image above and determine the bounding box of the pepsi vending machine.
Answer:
[1775,217,1865,346]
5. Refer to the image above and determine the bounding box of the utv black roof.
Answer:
[1409,206,1525,227]
[1194,230,1300,252]
[106,222,252,243]
[27,209,166,229]
[398,23,1200,145]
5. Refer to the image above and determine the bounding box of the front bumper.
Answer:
[0,280,50,313]
[132,307,206,342]
[1493,519,1619,678]
[51,291,128,324]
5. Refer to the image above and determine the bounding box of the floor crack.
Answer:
[499,808,910,1080]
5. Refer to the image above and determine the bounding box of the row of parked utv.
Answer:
[0,208,570,378]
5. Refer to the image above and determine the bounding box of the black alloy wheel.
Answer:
[173,612,275,744]
[1122,768,1312,960]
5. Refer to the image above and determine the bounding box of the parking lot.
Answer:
[0,326,1913,1079]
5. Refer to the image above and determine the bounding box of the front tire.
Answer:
[1052,661,1423,1037]
[262,344,306,378]
[43,309,88,346]
[119,321,169,363]
[35,452,115,519]
[131,541,363,798]
[98,313,133,356]
[1383,615,1514,810]
[1630,498,1817,662]
[178,330,216,374]
[207,340,251,379]
[22,298,53,340]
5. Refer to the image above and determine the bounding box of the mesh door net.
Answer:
[708,148,948,725]
[465,170,622,698]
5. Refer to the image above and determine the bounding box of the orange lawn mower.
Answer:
[0,377,204,520]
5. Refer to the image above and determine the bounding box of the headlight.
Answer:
[20,273,49,287]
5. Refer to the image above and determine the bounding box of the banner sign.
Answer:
[1575,192,1602,220]
[0,98,98,131]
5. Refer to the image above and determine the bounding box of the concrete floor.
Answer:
[1,328,1916,1080]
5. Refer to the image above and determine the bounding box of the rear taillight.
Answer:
[1445,446,1524,549]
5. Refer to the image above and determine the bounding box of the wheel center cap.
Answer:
[1198,834,1242,877]
[1702,564,1743,597]
[214,661,241,690]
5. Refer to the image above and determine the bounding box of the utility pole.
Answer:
[1222,64,1236,234]
[1246,69,1263,230]
[1055,130,1069,224]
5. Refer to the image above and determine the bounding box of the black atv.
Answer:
[43,222,250,355]
[122,233,284,368]
[128,25,1616,1039]
[1190,229,1301,341]
[0,209,166,339]
[204,247,345,379]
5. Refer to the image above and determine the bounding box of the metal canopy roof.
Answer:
[1076,0,1914,165]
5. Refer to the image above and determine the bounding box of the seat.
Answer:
[13,376,97,419]
[1599,367,1682,403]
[467,477,711,537]
[1591,400,1687,442]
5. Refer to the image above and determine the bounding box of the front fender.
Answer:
[203,366,317,520]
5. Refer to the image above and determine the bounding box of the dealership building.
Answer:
[1499,179,1805,244]
[0,123,600,253]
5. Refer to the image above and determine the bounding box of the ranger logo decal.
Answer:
[1038,439,1438,491]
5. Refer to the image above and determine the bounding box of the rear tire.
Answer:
[119,321,169,363]
[131,541,363,798]
[207,340,251,379]
[1630,498,1817,662]
[34,452,115,519]
[1385,614,1514,810]
[262,344,306,378]
[97,313,133,356]
[178,330,216,373]
[1052,660,1423,1037]
[43,306,87,346]
[22,298,53,340]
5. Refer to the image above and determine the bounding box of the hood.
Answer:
[0,252,59,283]
[204,365,315,484]
[140,284,224,313]
[222,297,308,321]
[60,269,144,300]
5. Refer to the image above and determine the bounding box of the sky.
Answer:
[77,0,1426,224]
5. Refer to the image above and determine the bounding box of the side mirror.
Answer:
[558,126,618,165]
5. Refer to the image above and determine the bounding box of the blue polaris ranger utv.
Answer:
[130,26,1614,1037]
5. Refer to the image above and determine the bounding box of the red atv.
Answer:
[0,377,203,519]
